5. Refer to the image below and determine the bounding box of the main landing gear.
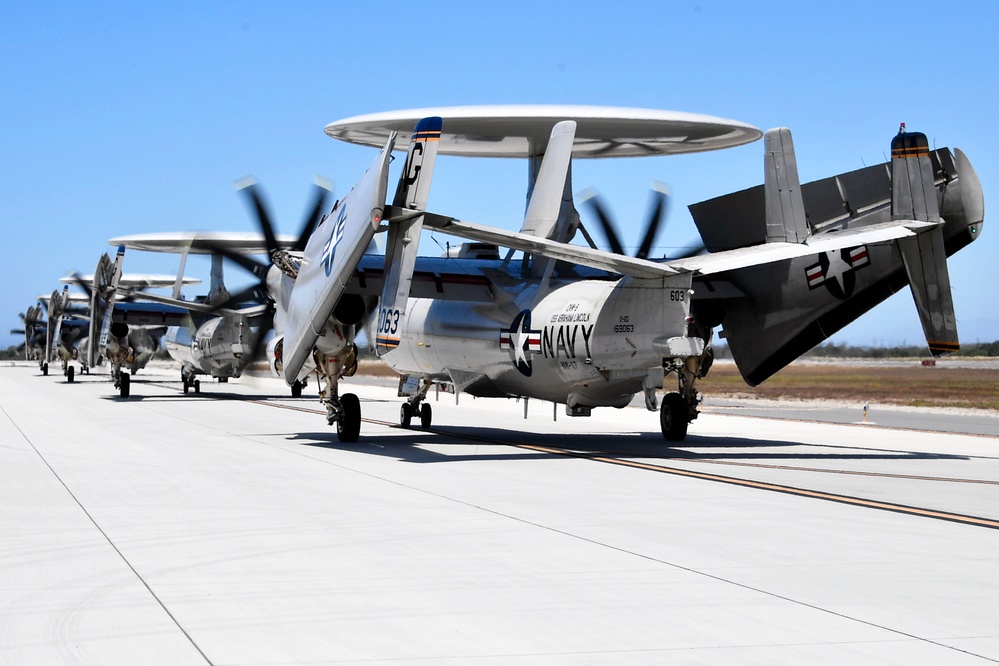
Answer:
[181,368,201,394]
[315,343,361,443]
[398,377,433,430]
[659,347,713,442]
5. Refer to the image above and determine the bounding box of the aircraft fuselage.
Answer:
[383,275,698,408]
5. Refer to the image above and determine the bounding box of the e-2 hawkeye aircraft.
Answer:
[109,224,326,396]
[137,106,988,443]
[73,246,207,396]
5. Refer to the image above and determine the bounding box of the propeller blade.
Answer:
[582,194,625,255]
[669,239,707,260]
[237,181,280,257]
[69,272,94,300]
[201,240,270,281]
[293,183,332,252]
[240,303,275,373]
[210,285,267,313]
[635,183,670,260]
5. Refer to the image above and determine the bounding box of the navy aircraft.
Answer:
[10,305,47,365]
[109,224,322,396]
[121,106,986,442]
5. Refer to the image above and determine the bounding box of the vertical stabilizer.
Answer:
[519,121,576,239]
[891,127,941,223]
[377,117,442,354]
[892,127,957,355]
[764,128,809,243]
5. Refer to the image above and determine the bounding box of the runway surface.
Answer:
[3,361,999,664]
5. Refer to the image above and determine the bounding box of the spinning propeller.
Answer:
[205,180,332,368]
[581,182,705,260]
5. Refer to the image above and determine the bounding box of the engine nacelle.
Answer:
[266,335,284,378]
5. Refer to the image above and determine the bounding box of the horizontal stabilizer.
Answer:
[764,128,809,243]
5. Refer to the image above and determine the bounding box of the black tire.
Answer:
[194,379,201,394]
[420,402,432,429]
[291,380,303,398]
[400,402,413,428]
[42,362,48,376]
[338,393,361,443]
[120,372,130,398]
[67,366,75,383]
[660,392,688,442]
[219,376,228,383]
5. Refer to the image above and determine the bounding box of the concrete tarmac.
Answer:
[2,361,999,664]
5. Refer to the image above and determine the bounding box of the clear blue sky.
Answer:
[3,1,996,350]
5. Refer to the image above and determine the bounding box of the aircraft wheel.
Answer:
[419,403,432,429]
[42,362,48,376]
[338,393,361,443]
[400,402,413,428]
[194,379,201,394]
[120,373,130,398]
[67,366,75,383]
[291,380,303,398]
[219,376,228,383]
[660,392,688,442]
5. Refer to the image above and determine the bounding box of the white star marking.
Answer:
[823,250,852,291]
[510,326,529,366]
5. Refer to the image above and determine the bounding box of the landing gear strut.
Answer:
[660,347,712,442]
[181,368,201,394]
[314,343,361,443]
[398,377,433,430]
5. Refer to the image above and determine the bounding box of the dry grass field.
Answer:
[356,359,999,412]
[699,361,999,411]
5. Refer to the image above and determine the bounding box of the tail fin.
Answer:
[704,128,980,386]
[376,117,442,354]
[764,128,809,243]
[519,120,576,240]
[891,127,958,355]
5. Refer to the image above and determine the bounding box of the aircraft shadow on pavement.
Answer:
[293,432,560,464]
[99,391,308,402]
[291,424,968,464]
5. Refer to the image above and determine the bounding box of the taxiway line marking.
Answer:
[516,443,999,530]
[221,394,999,531]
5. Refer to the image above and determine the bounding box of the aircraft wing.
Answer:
[116,287,268,318]
[110,231,298,255]
[282,133,397,383]
[423,211,932,280]
[420,213,679,279]
[64,273,202,288]
[665,219,936,276]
